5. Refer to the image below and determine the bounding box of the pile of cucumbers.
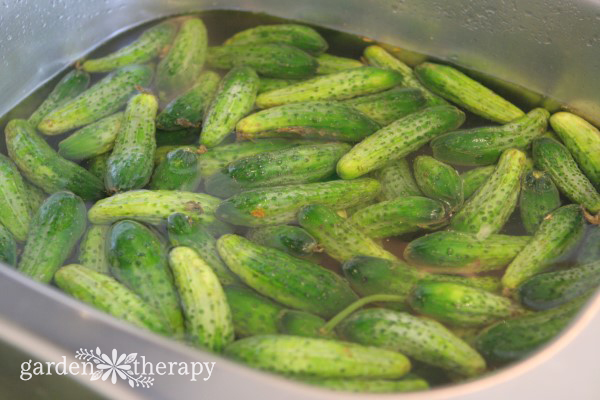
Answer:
[2,15,600,393]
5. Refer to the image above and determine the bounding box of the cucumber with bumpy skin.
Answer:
[246,225,319,259]
[461,166,495,199]
[577,225,600,265]
[224,285,284,338]
[224,24,328,55]
[87,153,110,180]
[23,180,47,214]
[276,310,334,339]
[258,77,301,93]
[300,375,429,393]
[316,54,363,75]
[374,158,421,201]
[414,156,463,211]
[343,88,426,126]
[0,225,17,266]
[58,112,123,160]
[0,154,33,241]
[149,147,201,191]
[77,225,111,274]
[519,170,561,234]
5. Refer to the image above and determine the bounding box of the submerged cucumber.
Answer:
[460,166,495,199]
[246,225,319,259]
[519,170,561,234]
[0,225,17,266]
[316,54,363,75]
[577,225,600,265]
[0,154,33,241]
[258,77,302,93]
[374,158,422,201]
[149,147,201,191]
[77,225,111,274]
[224,24,328,55]
[413,156,463,211]
[224,285,285,338]
[342,88,426,126]
[276,310,333,339]
[58,112,124,161]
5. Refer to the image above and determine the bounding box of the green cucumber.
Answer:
[374,158,421,201]
[223,285,284,338]
[502,204,585,292]
[343,88,426,126]
[217,234,358,318]
[24,180,48,214]
[155,128,198,146]
[77,225,111,274]
[0,154,33,241]
[0,225,17,266]
[430,108,549,166]
[413,156,463,211]
[17,192,86,283]
[58,112,124,160]
[38,64,153,135]
[423,275,502,294]
[246,225,319,259]
[316,54,363,75]
[276,310,334,339]
[149,147,201,191]
[224,24,327,55]
[224,334,411,379]
[6,119,105,201]
[519,170,561,234]
[201,67,259,148]
[258,77,301,94]
[168,246,234,351]
[87,153,110,180]
[300,375,429,393]
[153,145,192,165]
[461,166,495,199]
[336,105,465,179]
[577,225,600,265]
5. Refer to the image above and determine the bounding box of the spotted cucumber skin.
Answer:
[374,158,421,201]
[258,77,302,93]
[217,234,358,318]
[461,166,495,199]
[414,156,463,211]
[58,112,123,161]
[77,225,111,274]
[276,310,332,339]
[502,205,585,292]
[24,180,48,214]
[223,285,284,338]
[87,153,110,180]
[342,88,426,126]
[0,225,17,266]
[336,105,465,180]
[300,375,429,393]
[224,24,328,55]
[149,148,201,191]
[246,225,318,259]
[519,170,561,234]
[0,154,33,241]
[577,225,600,265]
[38,64,153,135]
[316,54,363,75]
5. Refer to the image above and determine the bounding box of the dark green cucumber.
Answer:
[519,170,561,234]
[216,178,380,227]
[348,196,447,239]
[224,24,327,55]
[108,219,184,335]
[0,225,17,266]
[149,147,201,191]
[258,77,301,94]
[17,192,86,283]
[87,153,110,180]
[153,145,194,165]
[246,225,319,259]
[343,88,426,126]
[298,204,397,262]
[205,143,351,197]
[236,101,379,142]
[58,112,123,160]
[300,375,429,393]
[224,334,411,379]
[155,128,198,146]
[337,308,486,377]
[28,70,91,127]
[256,67,402,108]
[276,310,334,339]
[77,225,111,274]
[207,43,318,79]
[502,204,585,292]
[201,66,259,148]
[55,264,170,335]
[461,166,495,199]
[533,137,600,213]
[414,156,463,211]
[0,154,33,241]
[316,54,363,75]
[577,225,600,265]
[38,64,153,135]
[223,285,285,338]
[217,234,358,318]
[415,62,525,123]
[374,158,421,201]
[337,105,465,179]
[156,71,220,131]
[6,119,105,201]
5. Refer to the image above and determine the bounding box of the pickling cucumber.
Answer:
[413,156,463,211]
[149,147,201,191]
[258,77,301,93]
[58,112,123,160]
[461,166,495,199]
[224,24,328,55]
[577,225,600,265]
[77,225,111,274]
[374,158,422,201]
[0,154,33,241]
[316,54,363,75]
[342,88,426,126]
[519,170,561,234]
[87,153,110,180]
[23,180,47,214]
[0,225,17,266]
[276,310,333,339]
[224,285,284,338]
[246,225,319,259]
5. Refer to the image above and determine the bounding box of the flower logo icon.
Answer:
[75,347,154,388]
[96,348,132,384]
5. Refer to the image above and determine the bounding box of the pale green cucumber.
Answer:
[77,225,111,274]
[342,87,426,126]
[413,156,463,211]
[224,24,328,55]
[374,158,422,201]
[0,154,33,241]
[224,285,284,338]
[0,225,17,266]
[58,112,123,160]
[461,166,495,199]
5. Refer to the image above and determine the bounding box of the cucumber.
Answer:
[58,112,124,160]
[519,170,561,234]
[82,20,177,73]
[246,225,319,259]
[300,375,428,393]
[153,145,193,165]
[256,67,402,108]
[87,153,110,180]
[17,192,86,283]
[207,43,318,79]
[217,234,358,318]
[77,225,111,274]
[404,231,531,273]
[374,158,421,201]
[156,18,207,101]
[201,67,259,148]
[258,77,301,94]
[423,275,502,294]
[450,149,527,238]
[430,108,549,166]
[413,156,463,211]
[156,71,220,131]
[502,204,585,292]
[215,178,380,227]
[38,64,153,135]
[276,310,333,339]
[336,105,465,179]
[204,143,351,197]
[24,180,48,214]
[224,24,327,55]
[236,101,380,142]
[414,62,525,123]
[0,225,17,266]
[155,128,198,146]
[577,225,600,265]
[149,147,201,191]
[105,93,158,192]
[316,54,363,75]
[55,264,169,335]
[376,43,428,68]
[108,219,184,335]
[6,119,105,201]
[224,334,411,379]
[28,70,91,127]
[223,285,284,338]
[168,246,234,351]
[461,166,495,199]
[298,204,398,262]
[337,308,486,377]
[0,154,33,241]
[342,88,426,126]
[348,196,447,239]
[533,137,600,213]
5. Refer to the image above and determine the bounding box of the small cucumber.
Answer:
[82,20,177,73]
[156,18,207,101]
[374,158,421,201]
[577,225,600,265]
[246,225,319,259]
[337,308,486,377]
[298,204,398,262]
[105,93,158,192]
[300,375,429,393]
[276,310,334,339]
[153,145,193,165]
[533,137,600,213]
[155,128,198,146]
[0,225,17,266]
[223,285,284,338]
[236,101,380,142]
[24,180,48,214]
[58,112,124,160]
[207,43,317,79]
[502,204,585,292]
[217,234,358,318]
[461,166,495,199]
[87,153,110,180]
[18,192,86,283]
[423,275,502,294]
[519,170,561,234]
[28,70,91,127]
[201,67,259,148]
[258,77,301,94]
[348,196,447,239]
[336,105,465,179]
[343,88,426,126]
[168,246,234,351]
[414,156,463,211]
[316,54,363,75]
[215,178,380,227]
[415,62,525,123]
[108,220,184,335]
[450,149,527,238]
[149,147,201,191]
[77,225,111,274]
[6,119,105,201]
[224,334,411,379]
[205,143,351,197]
[0,154,33,241]
[256,67,402,108]
[431,108,549,166]
[55,264,169,335]
[38,64,153,135]
[224,24,327,55]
